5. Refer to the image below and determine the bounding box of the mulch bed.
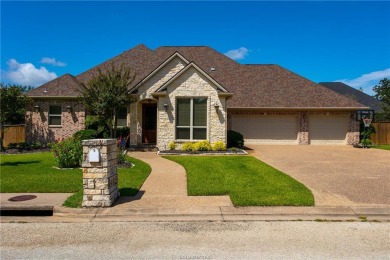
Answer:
[0,148,51,154]
[158,149,247,155]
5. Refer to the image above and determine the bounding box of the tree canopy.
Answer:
[0,83,32,150]
[373,78,390,121]
[80,65,137,138]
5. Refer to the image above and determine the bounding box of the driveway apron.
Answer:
[116,152,233,208]
[249,145,390,207]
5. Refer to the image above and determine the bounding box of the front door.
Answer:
[142,103,157,144]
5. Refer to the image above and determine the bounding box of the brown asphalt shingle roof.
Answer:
[27,73,82,97]
[27,44,367,109]
[319,82,383,111]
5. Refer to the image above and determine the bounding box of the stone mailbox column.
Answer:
[82,139,119,207]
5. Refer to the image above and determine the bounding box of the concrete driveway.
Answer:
[248,145,390,207]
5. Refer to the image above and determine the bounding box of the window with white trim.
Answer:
[49,105,62,126]
[176,98,207,140]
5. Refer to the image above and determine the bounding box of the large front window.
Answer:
[176,98,207,140]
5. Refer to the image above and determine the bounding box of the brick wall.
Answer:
[26,99,85,144]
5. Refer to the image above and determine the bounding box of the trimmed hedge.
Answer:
[227,130,244,148]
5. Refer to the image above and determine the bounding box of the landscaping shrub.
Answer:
[51,137,82,168]
[73,129,98,140]
[193,140,212,151]
[359,122,375,146]
[227,130,244,148]
[117,146,127,165]
[116,127,130,138]
[168,141,176,150]
[212,141,227,151]
[181,142,195,151]
[85,115,110,138]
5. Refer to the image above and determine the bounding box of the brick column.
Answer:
[82,139,119,207]
[298,112,309,145]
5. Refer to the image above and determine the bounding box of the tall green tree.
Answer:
[373,78,390,121]
[0,83,32,150]
[80,65,137,138]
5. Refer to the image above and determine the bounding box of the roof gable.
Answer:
[155,62,230,93]
[27,74,82,98]
[129,52,190,93]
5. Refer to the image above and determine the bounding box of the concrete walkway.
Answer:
[116,151,233,208]
[249,145,390,207]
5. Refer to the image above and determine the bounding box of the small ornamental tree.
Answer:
[80,65,137,138]
[0,83,32,150]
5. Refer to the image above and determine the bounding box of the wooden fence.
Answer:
[371,122,390,145]
[0,124,26,147]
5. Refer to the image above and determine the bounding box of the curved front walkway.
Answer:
[115,152,233,208]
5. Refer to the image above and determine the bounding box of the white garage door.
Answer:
[231,116,298,144]
[309,116,347,144]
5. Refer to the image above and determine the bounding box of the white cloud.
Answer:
[40,57,66,67]
[335,68,390,95]
[224,47,249,60]
[3,59,57,86]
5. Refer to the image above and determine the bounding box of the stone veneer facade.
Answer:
[82,139,119,207]
[130,57,228,150]
[25,99,85,144]
[228,109,359,145]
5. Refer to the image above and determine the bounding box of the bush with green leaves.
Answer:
[73,129,98,140]
[359,122,375,145]
[85,115,110,138]
[227,130,244,148]
[51,137,82,168]
[168,141,176,150]
[193,140,212,151]
[212,141,227,151]
[181,142,195,151]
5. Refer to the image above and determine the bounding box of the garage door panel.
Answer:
[309,116,347,144]
[231,116,298,144]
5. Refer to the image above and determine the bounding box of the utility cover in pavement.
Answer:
[8,195,37,202]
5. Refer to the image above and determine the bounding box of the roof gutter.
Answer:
[227,107,370,110]
[28,96,80,99]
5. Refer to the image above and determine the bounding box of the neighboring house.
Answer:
[319,82,383,112]
[26,44,368,149]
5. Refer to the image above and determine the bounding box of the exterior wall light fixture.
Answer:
[163,103,169,112]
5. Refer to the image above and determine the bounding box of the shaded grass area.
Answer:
[371,144,390,150]
[0,152,151,208]
[165,156,314,206]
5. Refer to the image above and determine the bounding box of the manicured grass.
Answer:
[1,152,151,208]
[371,144,390,150]
[165,156,314,206]
[0,152,81,193]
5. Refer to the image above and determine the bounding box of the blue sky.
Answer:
[1,1,389,95]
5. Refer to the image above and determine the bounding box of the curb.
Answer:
[50,206,390,222]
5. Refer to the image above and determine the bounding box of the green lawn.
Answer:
[0,152,151,207]
[371,144,390,150]
[165,156,314,206]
